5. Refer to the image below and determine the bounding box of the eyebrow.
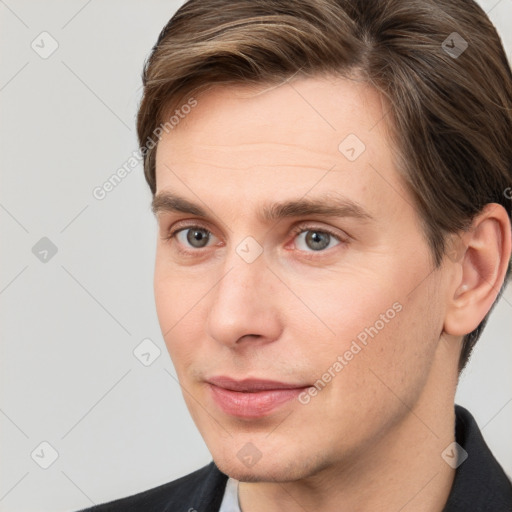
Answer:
[151,191,375,224]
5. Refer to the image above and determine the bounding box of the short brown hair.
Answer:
[136,0,512,372]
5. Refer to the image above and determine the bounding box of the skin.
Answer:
[152,75,511,512]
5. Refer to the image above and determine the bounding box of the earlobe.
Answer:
[443,203,511,337]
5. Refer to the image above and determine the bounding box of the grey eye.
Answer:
[306,231,330,250]
[180,228,211,248]
[295,230,340,252]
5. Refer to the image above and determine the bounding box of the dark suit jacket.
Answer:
[76,405,512,511]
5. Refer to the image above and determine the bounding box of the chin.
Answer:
[212,450,330,483]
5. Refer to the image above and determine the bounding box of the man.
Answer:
[78,0,512,510]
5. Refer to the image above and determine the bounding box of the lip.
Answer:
[207,376,309,391]
[206,376,310,418]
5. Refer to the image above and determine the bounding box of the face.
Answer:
[153,75,450,482]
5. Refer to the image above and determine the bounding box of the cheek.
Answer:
[154,254,206,330]
[287,267,402,351]
[334,279,442,408]
[299,295,440,453]
[298,261,441,398]
[153,265,201,370]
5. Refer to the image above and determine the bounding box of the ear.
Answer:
[443,203,511,337]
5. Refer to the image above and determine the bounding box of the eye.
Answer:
[163,222,347,256]
[290,224,345,253]
[172,226,214,250]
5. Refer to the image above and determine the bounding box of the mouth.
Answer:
[206,376,311,418]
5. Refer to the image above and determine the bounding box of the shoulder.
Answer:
[443,405,512,512]
[74,461,228,512]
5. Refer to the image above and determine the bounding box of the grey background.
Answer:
[0,1,511,510]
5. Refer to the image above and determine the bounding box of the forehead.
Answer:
[154,75,409,224]
[157,75,389,163]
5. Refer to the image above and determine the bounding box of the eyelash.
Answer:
[162,222,348,258]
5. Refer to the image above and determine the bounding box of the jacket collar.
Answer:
[442,404,512,511]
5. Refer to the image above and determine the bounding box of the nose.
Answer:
[205,248,282,349]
